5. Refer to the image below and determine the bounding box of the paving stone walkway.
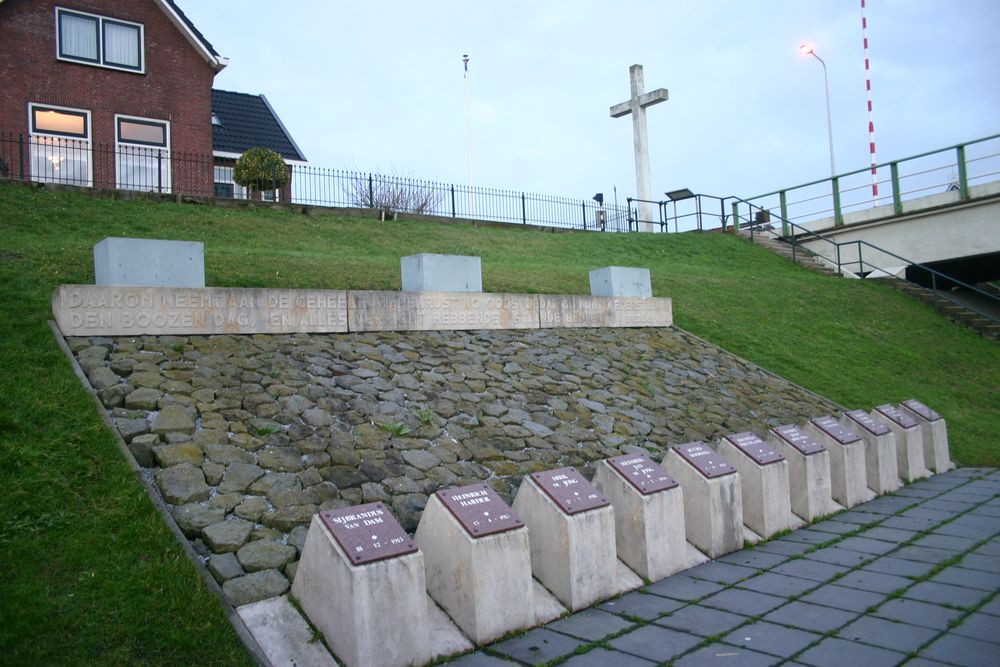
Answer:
[444,468,1000,667]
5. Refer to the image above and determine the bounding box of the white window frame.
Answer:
[212,160,280,202]
[55,7,144,74]
[115,115,171,193]
[28,102,93,187]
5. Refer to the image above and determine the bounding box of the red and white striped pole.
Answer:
[862,0,878,204]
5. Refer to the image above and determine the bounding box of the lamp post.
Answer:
[800,43,836,178]
[462,54,475,217]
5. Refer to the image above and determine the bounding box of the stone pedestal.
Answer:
[767,425,838,522]
[661,443,743,559]
[401,254,482,293]
[512,468,617,611]
[415,485,533,645]
[874,405,930,482]
[900,399,953,473]
[718,433,802,538]
[841,410,901,494]
[94,237,204,287]
[291,506,430,667]
[593,454,687,582]
[804,417,873,508]
[588,266,652,298]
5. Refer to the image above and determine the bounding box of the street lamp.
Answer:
[800,43,836,178]
[462,54,475,217]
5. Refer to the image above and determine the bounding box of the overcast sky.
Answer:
[181,0,1000,205]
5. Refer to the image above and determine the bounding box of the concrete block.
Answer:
[236,596,338,667]
[532,578,568,625]
[588,266,652,298]
[593,455,688,582]
[873,405,930,482]
[841,410,901,494]
[717,433,803,538]
[93,237,204,287]
[511,470,617,611]
[291,513,429,667]
[661,443,743,559]
[401,253,482,292]
[900,399,953,473]
[767,425,839,522]
[415,489,533,645]
[804,417,874,509]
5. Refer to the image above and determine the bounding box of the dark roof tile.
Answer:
[211,89,306,161]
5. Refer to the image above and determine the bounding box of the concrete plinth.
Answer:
[415,493,533,645]
[873,405,929,482]
[94,237,204,287]
[588,266,652,298]
[841,411,901,495]
[661,444,743,559]
[291,515,430,667]
[717,434,802,538]
[900,400,953,473]
[804,417,873,508]
[767,425,838,522]
[593,458,687,582]
[512,474,617,611]
[401,254,482,293]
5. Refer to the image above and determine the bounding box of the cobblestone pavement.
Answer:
[446,468,1000,667]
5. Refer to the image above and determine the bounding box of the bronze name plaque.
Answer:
[436,483,523,538]
[319,502,417,566]
[724,432,785,466]
[772,424,825,456]
[811,416,861,445]
[606,454,678,495]
[845,410,891,436]
[674,442,737,479]
[875,404,919,429]
[530,467,610,515]
[902,399,942,422]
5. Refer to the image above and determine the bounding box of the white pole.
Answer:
[811,51,837,178]
[463,54,475,217]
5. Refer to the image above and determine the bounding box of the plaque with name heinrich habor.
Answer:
[902,399,942,422]
[319,502,417,566]
[724,432,785,466]
[530,467,610,515]
[844,410,891,436]
[673,442,737,479]
[875,404,919,429]
[810,416,861,445]
[436,483,523,538]
[772,424,825,456]
[606,453,678,495]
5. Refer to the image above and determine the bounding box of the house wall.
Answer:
[0,0,217,193]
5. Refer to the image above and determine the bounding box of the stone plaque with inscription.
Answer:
[673,442,737,479]
[606,453,678,495]
[319,502,417,566]
[348,290,539,332]
[529,467,610,515]
[53,285,348,336]
[902,399,942,422]
[537,295,672,328]
[810,416,861,445]
[723,432,785,466]
[844,409,891,436]
[771,424,825,456]
[875,404,919,429]
[436,483,523,538]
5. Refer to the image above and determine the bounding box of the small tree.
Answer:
[233,147,289,199]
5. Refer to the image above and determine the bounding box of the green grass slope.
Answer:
[0,183,997,664]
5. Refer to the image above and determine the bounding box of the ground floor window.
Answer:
[213,163,279,201]
[115,115,170,192]
[29,103,92,186]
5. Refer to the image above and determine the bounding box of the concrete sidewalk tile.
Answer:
[674,643,780,666]
[880,515,943,532]
[655,604,747,637]
[835,535,900,556]
[862,526,922,543]
[979,596,1000,617]
[754,540,813,557]
[600,590,685,620]
[809,520,859,534]
[902,659,958,667]
[900,507,955,523]
[919,633,1000,667]
[874,598,964,630]
[971,505,1000,519]
[921,498,978,513]
[547,607,635,641]
[796,637,905,667]
[780,529,835,545]
[894,486,941,499]
[700,587,787,616]
[762,601,857,633]
[837,615,938,653]
[975,539,1000,557]
[833,511,884,526]
[912,533,979,552]
[737,572,819,598]
[829,569,912,595]
[774,557,851,582]
[608,624,702,663]
[951,514,1000,532]
[645,575,724,602]
[799,584,886,613]
[490,628,584,665]
[951,612,1000,645]
[904,581,991,608]
[443,653,518,666]
[862,556,936,579]
[958,553,1000,574]
[685,561,757,585]
[722,620,821,658]
[560,647,656,666]
[804,546,873,568]
[861,495,919,514]
[930,566,1000,592]
[932,522,992,539]
[717,549,789,570]
[891,545,957,565]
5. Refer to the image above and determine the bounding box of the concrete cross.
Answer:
[610,64,668,232]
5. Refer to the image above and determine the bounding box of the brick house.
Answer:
[0,0,304,199]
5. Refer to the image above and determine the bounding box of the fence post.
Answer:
[626,197,634,232]
[730,201,740,234]
[581,202,587,230]
[521,193,526,224]
[956,144,969,200]
[157,151,163,193]
[836,244,842,277]
[367,174,374,208]
[832,176,843,226]
[890,161,902,214]
[18,134,26,181]
[719,198,726,232]
[779,190,789,236]
[450,186,456,217]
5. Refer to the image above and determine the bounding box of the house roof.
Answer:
[211,89,307,162]
[158,0,226,71]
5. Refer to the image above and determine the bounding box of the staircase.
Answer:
[745,231,840,277]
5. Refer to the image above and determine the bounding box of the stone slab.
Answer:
[604,453,678,495]
[530,467,610,515]
[426,594,475,660]
[236,595,338,667]
[537,294,672,328]
[319,501,417,565]
[593,458,688,581]
[348,290,540,331]
[874,405,930,482]
[532,578,568,625]
[434,483,524,538]
[94,237,204,287]
[841,411,901,494]
[718,435,802,538]
[53,285,348,336]
[400,253,482,293]
[900,400,953,473]
[805,417,873,508]
[768,426,838,522]
[672,441,737,479]
[588,266,652,298]
[415,493,533,645]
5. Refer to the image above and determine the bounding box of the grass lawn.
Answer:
[1,183,997,664]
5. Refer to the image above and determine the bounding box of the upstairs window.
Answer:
[56,8,143,73]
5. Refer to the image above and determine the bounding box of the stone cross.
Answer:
[610,64,668,232]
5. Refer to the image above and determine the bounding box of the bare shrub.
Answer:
[344,171,444,216]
